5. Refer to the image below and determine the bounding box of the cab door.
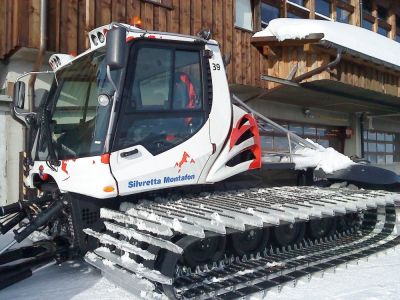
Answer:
[109,40,213,196]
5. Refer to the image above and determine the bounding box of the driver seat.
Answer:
[173,72,197,110]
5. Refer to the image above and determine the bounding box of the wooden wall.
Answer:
[262,45,400,97]
[0,0,261,87]
[0,0,399,98]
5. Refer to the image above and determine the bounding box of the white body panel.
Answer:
[110,121,212,195]
[206,105,254,182]
[198,43,233,182]
[27,156,118,199]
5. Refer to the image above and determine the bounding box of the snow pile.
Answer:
[2,230,400,299]
[284,139,355,173]
[253,18,400,68]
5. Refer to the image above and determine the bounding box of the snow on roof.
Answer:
[253,18,400,70]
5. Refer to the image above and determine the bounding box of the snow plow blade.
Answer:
[84,186,400,299]
[326,164,400,189]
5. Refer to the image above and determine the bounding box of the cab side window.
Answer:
[114,43,206,155]
[133,47,173,110]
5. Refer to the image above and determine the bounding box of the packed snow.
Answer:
[253,18,400,68]
[283,139,355,173]
[1,228,400,300]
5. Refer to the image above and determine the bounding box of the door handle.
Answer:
[120,148,139,158]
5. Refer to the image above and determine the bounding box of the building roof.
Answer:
[253,18,400,71]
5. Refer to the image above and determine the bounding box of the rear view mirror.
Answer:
[106,27,127,70]
[13,81,26,109]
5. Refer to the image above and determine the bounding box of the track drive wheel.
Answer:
[271,222,305,247]
[306,217,337,240]
[337,213,360,233]
[183,234,226,268]
[230,228,270,257]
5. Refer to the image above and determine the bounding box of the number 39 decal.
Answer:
[212,63,221,71]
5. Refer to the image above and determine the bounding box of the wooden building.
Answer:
[0,0,400,204]
[1,1,400,92]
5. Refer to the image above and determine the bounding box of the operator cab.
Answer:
[31,28,211,163]
[113,41,208,156]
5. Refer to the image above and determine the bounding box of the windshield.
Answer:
[35,49,116,160]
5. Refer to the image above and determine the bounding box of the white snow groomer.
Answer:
[1,21,400,299]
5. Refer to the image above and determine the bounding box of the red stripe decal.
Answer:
[229,114,261,170]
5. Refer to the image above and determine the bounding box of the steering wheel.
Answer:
[139,133,175,153]
[150,135,175,150]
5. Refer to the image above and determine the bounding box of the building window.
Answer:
[261,1,280,28]
[377,5,388,21]
[377,25,388,37]
[397,17,400,42]
[376,5,391,37]
[336,7,350,23]
[362,0,372,14]
[288,0,305,6]
[363,130,399,164]
[335,1,354,24]
[363,18,374,30]
[261,121,343,153]
[287,1,309,19]
[235,0,253,31]
[288,11,302,19]
[315,0,331,18]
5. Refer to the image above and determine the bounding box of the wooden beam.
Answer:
[388,1,396,40]
[112,0,126,23]
[78,0,86,54]
[126,0,141,23]
[202,0,212,30]
[96,0,111,27]
[250,33,324,48]
[331,0,337,21]
[167,0,179,33]
[303,43,314,53]
[281,0,287,18]
[6,0,12,53]
[351,0,361,26]
[371,0,378,33]
[180,0,190,35]
[223,0,233,81]
[306,0,315,19]
[0,1,4,58]
[29,0,40,49]
[314,44,400,76]
[253,0,261,32]
[212,0,223,43]
[85,0,95,49]
[190,0,201,35]
[261,45,280,60]
[233,29,242,84]
[12,0,19,47]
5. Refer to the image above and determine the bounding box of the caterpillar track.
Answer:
[84,186,400,300]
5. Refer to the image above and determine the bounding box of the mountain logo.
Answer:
[175,151,195,173]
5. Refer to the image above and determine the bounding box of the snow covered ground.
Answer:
[1,230,400,300]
